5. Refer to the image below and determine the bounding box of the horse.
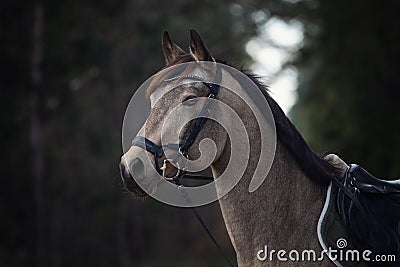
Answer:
[119,29,346,266]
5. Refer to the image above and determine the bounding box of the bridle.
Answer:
[129,67,235,266]
[131,68,221,184]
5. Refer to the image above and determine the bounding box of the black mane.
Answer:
[241,69,339,184]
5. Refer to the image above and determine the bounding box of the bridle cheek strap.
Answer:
[131,66,221,175]
[131,81,220,168]
[179,82,216,152]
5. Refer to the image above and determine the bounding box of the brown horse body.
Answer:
[209,77,332,266]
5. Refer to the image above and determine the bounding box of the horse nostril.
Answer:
[131,158,146,180]
[119,159,148,197]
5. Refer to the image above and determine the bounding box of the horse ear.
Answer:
[189,29,214,62]
[162,31,185,65]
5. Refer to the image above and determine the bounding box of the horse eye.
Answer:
[182,95,197,104]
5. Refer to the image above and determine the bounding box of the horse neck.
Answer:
[211,89,328,266]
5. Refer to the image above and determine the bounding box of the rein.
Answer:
[131,67,235,266]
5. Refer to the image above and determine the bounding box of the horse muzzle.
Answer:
[119,157,148,197]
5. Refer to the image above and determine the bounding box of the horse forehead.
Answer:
[150,83,172,107]
[149,81,201,108]
[149,64,242,107]
[149,65,213,106]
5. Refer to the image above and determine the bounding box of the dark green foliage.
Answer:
[291,0,400,178]
[1,0,399,266]
[0,1,257,266]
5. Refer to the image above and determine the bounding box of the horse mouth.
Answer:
[119,162,148,197]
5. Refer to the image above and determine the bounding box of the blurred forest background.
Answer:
[1,0,399,266]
